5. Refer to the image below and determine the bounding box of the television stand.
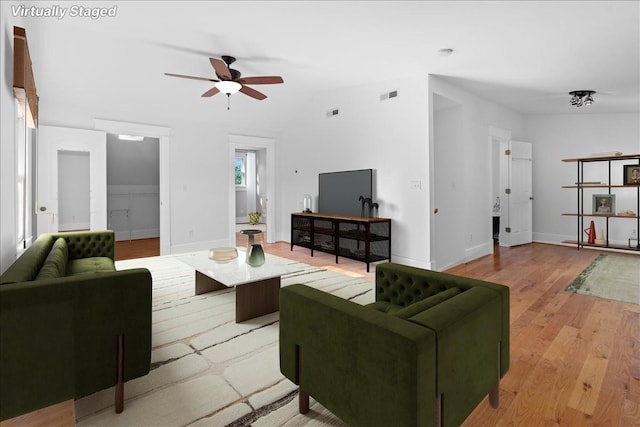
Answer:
[290,213,391,272]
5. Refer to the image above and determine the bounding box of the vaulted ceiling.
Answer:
[18,1,640,133]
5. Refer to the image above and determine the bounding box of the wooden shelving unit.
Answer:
[562,154,640,251]
[290,212,391,272]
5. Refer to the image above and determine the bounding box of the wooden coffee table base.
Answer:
[195,271,280,322]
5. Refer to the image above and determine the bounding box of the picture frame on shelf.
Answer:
[623,164,640,185]
[592,194,615,215]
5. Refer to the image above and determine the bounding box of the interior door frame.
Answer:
[94,119,172,255]
[488,126,512,249]
[37,126,107,234]
[228,134,276,246]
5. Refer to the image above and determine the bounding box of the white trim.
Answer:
[228,134,276,246]
[93,119,172,255]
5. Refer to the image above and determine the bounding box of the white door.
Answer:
[500,140,533,247]
[37,126,107,235]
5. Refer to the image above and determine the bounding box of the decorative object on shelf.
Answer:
[618,210,637,217]
[248,211,262,225]
[358,196,380,218]
[246,244,265,267]
[208,247,238,263]
[303,194,312,213]
[595,228,607,246]
[592,194,615,215]
[623,164,640,185]
[584,220,596,244]
[569,90,596,107]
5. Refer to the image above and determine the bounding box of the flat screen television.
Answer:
[318,169,373,216]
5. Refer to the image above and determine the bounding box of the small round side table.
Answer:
[240,229,262,246]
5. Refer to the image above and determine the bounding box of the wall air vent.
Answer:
[380,90,398,101]
[326,108,339,118]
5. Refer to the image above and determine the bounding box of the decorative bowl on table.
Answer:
[208,247,238,263]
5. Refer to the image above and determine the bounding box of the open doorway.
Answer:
[489,127,533,248]
[106,134,160,259]
[94,118,171,257]
[235,149,267,247]
[228,134,276,248]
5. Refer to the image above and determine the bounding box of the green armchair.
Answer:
[279,262,509,427]
[0,231,152,421]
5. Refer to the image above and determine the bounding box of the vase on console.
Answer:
[584,220,596,244]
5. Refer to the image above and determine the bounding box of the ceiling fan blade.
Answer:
[210,58,232,80]
[164,72,218,82]
[201,87,220,97]
[239,85,267,100]
[239,76,284,85]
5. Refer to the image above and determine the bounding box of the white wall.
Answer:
[277,76,430,267]
[429,75,526,270]
[525,113,640,246]
[0,9,29,272]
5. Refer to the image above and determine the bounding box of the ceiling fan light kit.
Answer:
[569,90,596,107]
[215,80,242,94]
[165,55,284,110]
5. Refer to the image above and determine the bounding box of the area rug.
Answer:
[75,251,369,426]
[565,254,640,305]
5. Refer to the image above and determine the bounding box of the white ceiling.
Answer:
[20,1,640,132]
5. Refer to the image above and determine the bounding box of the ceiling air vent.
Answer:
[326,108,339,118]
[380,90,398,101]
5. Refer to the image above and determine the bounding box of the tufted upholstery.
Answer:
[0,230,151,421]
[52,230,115,260]
[280,262,510,427]
[376,267,449,307]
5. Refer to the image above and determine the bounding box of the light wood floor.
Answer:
[112,238,640,425]
[16,240,638,426]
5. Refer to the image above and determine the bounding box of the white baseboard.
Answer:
[465,240,494,263]
[170,238,230,255]
[59,222,90,232]
[115,228,160,241]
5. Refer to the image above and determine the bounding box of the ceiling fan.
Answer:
[165,55,284,109]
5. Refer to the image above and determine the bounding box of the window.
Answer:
[15,98,33,253]
[235,153,246,187]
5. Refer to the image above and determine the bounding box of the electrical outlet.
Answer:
[409,180,422,190]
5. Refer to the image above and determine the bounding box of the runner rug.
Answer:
[565,254,640,305]
[75,251,371,426]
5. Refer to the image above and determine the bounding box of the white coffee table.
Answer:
[177,249,300,322]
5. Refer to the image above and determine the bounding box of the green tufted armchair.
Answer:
[0,231,152,421]
[280,262,509,427]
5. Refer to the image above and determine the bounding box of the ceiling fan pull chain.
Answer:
[227,94,231,110]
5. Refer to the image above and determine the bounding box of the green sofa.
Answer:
[0,230,152,421]
[280,262,509,427]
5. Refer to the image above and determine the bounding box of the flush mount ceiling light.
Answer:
[569,90,596,107]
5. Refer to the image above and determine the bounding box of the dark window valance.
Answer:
[13,26,38,128]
